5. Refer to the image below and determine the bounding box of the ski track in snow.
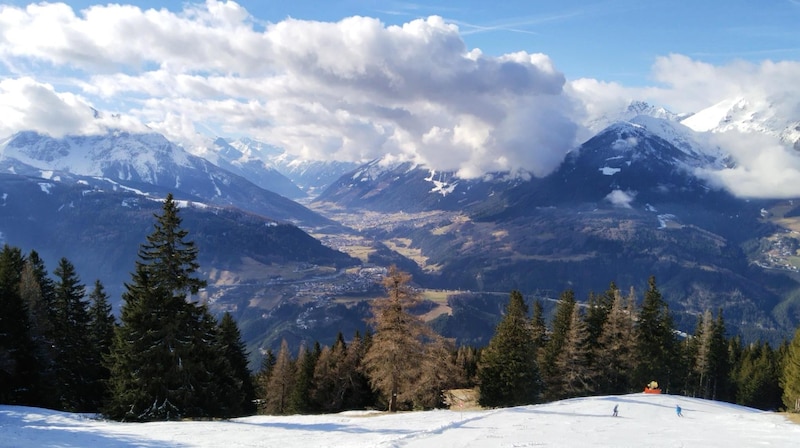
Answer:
[2,394,799,447]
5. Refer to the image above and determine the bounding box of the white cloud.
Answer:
[1,1,800,196]
[0,2,580,178]
[695,131,800,198]
[605,190,635,208]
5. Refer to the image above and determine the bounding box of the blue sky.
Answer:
[6,0,797,86]
[1,0,800,188]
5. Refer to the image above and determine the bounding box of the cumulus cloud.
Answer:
[605,189,636,208]
[0,1,581,178]
[695,131,800,198]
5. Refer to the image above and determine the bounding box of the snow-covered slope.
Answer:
[0,130,333,226]
[1,394,797,447]
[681,96,800,148]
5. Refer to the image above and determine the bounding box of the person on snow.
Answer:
[612,404,618,417]
[676,405,683,417]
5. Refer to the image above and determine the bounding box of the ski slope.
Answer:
[1,393,798,447]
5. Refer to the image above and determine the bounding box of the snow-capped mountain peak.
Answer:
[681,95,800,149]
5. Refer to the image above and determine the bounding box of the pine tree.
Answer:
[218,312,256,415]
[19,252,57,407]
[477,290,542,408]
[263,339,296,415]
[594,288,637,395]
[51,257,93,412]
[104,193,238,421]
[289,343,317,414]
[781,327,800,412]
[633,276,679,392]
[255,348,277,412]
[0,245,41,406]
[531,299,548,360]
[363,266,455,412]
[312,333,349,413]
[542,289,576,400]
[734,341,782,410]
[84,280,116,410]
[555,305,595,398]
[585,282,618,350]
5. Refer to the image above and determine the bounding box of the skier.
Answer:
[612,404,618,417]
[676,405,683,417]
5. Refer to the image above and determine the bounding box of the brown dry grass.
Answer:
[782,412,800,425]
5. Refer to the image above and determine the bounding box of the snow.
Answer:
[3,394,796,447]
[599,167,620,175]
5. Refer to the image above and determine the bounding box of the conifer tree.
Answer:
[19,253,57,407]
[585,282,618,350]
[633,276,678,392]
[263,339,295,415]
[218,312,256,415]
[542,289,576,400]
[51,257,93,411]
[290,343,317,414]
[477,290,541,407]
[363,266,454,412]
[531,299,548,360]
[0,245,41,405]
[595,288,637,394]
[84,280,116,410]
[104,193,238,421]
[555,305,595,398]
[312,333,349,413]
[734,342,782,410]
[781,327,800,412]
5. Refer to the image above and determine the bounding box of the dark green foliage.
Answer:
[633,276,679,392]
[84,280,116,411]
[0,245,42,406]
[218,312,257,416]
[51,258,94,411]
[477,290,542,408]
[782,328,800,412]
[541,289,576,400]
[104,194,240,421]
[733,341,782,410]
[289,343,318,414]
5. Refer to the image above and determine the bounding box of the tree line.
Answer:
[2,193,800,420]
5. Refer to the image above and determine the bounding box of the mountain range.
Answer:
[2,95,800,359]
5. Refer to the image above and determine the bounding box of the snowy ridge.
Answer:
[0,130,193,183]
[1,393,798,447]
[681,96,800,148]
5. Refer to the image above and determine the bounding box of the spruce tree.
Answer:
[633,276,678,392]
[595,288,637,395]
[541,289,576,400]
[555,305,595,398]
[781,327,800,412]
[85,280,116,410]
[51,257,94,411]
[290,343,317,414]
[104,193,238,421]
[734,342,782,410]
[477,290,542,408]
[0,245,41,406]
[218,312,256,415]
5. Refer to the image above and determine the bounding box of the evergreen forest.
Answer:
[2,194,800,420]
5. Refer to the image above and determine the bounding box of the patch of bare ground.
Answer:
[782,412,800,425]
[444,388,482,411]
